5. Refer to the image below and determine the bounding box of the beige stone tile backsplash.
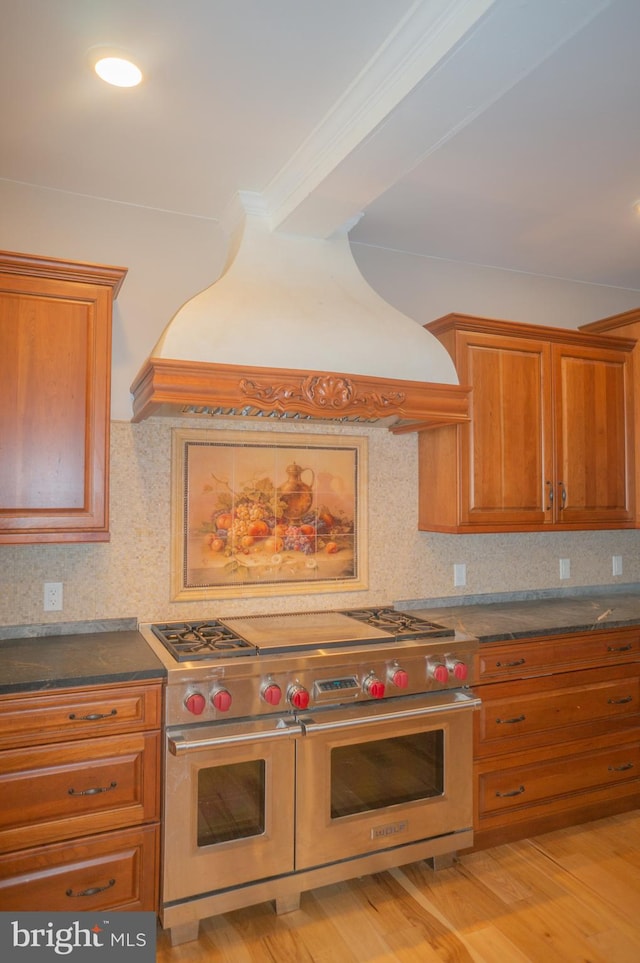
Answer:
[1,417,639,628]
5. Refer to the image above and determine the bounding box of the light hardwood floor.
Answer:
[156,810,640,962]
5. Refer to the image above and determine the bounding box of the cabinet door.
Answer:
[457,331,553,528]
[553,343,634,527]
[0,824,158,912]
[475,668,640,758]
[0,253,125,543]
[476,738,640,830]
[476,628,640,683]
[0,731,160,852]
[0,682,162,750]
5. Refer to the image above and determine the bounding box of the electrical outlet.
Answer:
[44,582,63,611]
[559,558,571,580]
[612,555,623,576]
[453,563,466,587]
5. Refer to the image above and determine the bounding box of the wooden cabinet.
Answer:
[0,681,161,912]
[418,314,635,532]
[581,307,640,528]
[0,250,127,543]
[472,628,640,850]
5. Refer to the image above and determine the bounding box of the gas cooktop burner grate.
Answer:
[151,622,257,662]
[339,606,454,639]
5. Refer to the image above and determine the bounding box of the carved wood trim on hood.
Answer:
[130,358,470,433]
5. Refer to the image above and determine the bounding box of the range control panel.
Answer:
[165,641,477,723]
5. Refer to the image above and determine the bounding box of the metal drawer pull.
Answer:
[608,763,634,772]
[68,709,118,721]
[495,785,525,797]
[66,879,115,898]
[496,714,526,725]
[495,659,525,668]
[606,644,633,652]
[607,695,633,705]
[68,781,117,796]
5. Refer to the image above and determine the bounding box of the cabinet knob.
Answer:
[545,480,554,511]
[558,481,567,509]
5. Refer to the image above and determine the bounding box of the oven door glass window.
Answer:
[330,730,444,818]
[197,760,265,846]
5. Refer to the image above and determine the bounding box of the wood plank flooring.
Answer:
[156,810,640,962]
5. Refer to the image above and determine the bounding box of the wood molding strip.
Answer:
[130,358,470,432]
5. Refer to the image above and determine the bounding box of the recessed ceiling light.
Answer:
[633,200,640,215]
[95,56,142,87]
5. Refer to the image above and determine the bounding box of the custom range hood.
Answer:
[130,210,469,433]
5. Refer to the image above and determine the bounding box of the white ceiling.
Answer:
[3,0,639,290]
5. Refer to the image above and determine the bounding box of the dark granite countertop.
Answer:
[409,591,640,644]
[2,588,640,692]
[0,629,166,695]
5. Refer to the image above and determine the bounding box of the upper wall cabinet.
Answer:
[418,314,636,534]
[0,251,126,543]
[580,308,640,530]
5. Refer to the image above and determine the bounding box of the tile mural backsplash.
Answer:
[1,417,639,628]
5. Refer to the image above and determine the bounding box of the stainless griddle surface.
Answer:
[221,611,392,651]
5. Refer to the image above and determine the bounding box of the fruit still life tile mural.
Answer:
[171,430,368,599]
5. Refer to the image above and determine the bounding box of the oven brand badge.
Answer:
[0,913,155,961]
[370,819,409,840]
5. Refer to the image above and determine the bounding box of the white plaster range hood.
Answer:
[130,205,469,433]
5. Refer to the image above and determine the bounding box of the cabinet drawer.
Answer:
[0,731,160,853]
[0,683,162,749]
[477,740,640,823]
[476,669,640,756]
[477,627,640,682]
[0,824,158,911]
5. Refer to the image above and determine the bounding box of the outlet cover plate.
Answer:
[44,582,63,611]
[454,563,467,587]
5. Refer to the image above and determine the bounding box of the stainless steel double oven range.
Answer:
[139,606,479,945]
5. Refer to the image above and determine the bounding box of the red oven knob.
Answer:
[211,687,232,712]
[389,667,409,689]
[429,663,450,685]
[261,682,282,706]
[288,684,310,710]
[449,660,468,681]
[184,692,206,715]
[363,676,386,699]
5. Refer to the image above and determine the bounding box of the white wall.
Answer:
[1,179,639,629]
[3,180,639,422]
[352,243,640,330]
[0,180,226,421]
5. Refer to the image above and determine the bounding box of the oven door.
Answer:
[163,716,302,904]
[295,690,479,870]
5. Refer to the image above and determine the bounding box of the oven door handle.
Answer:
[168,719,303,755]
[301,691,481,734]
